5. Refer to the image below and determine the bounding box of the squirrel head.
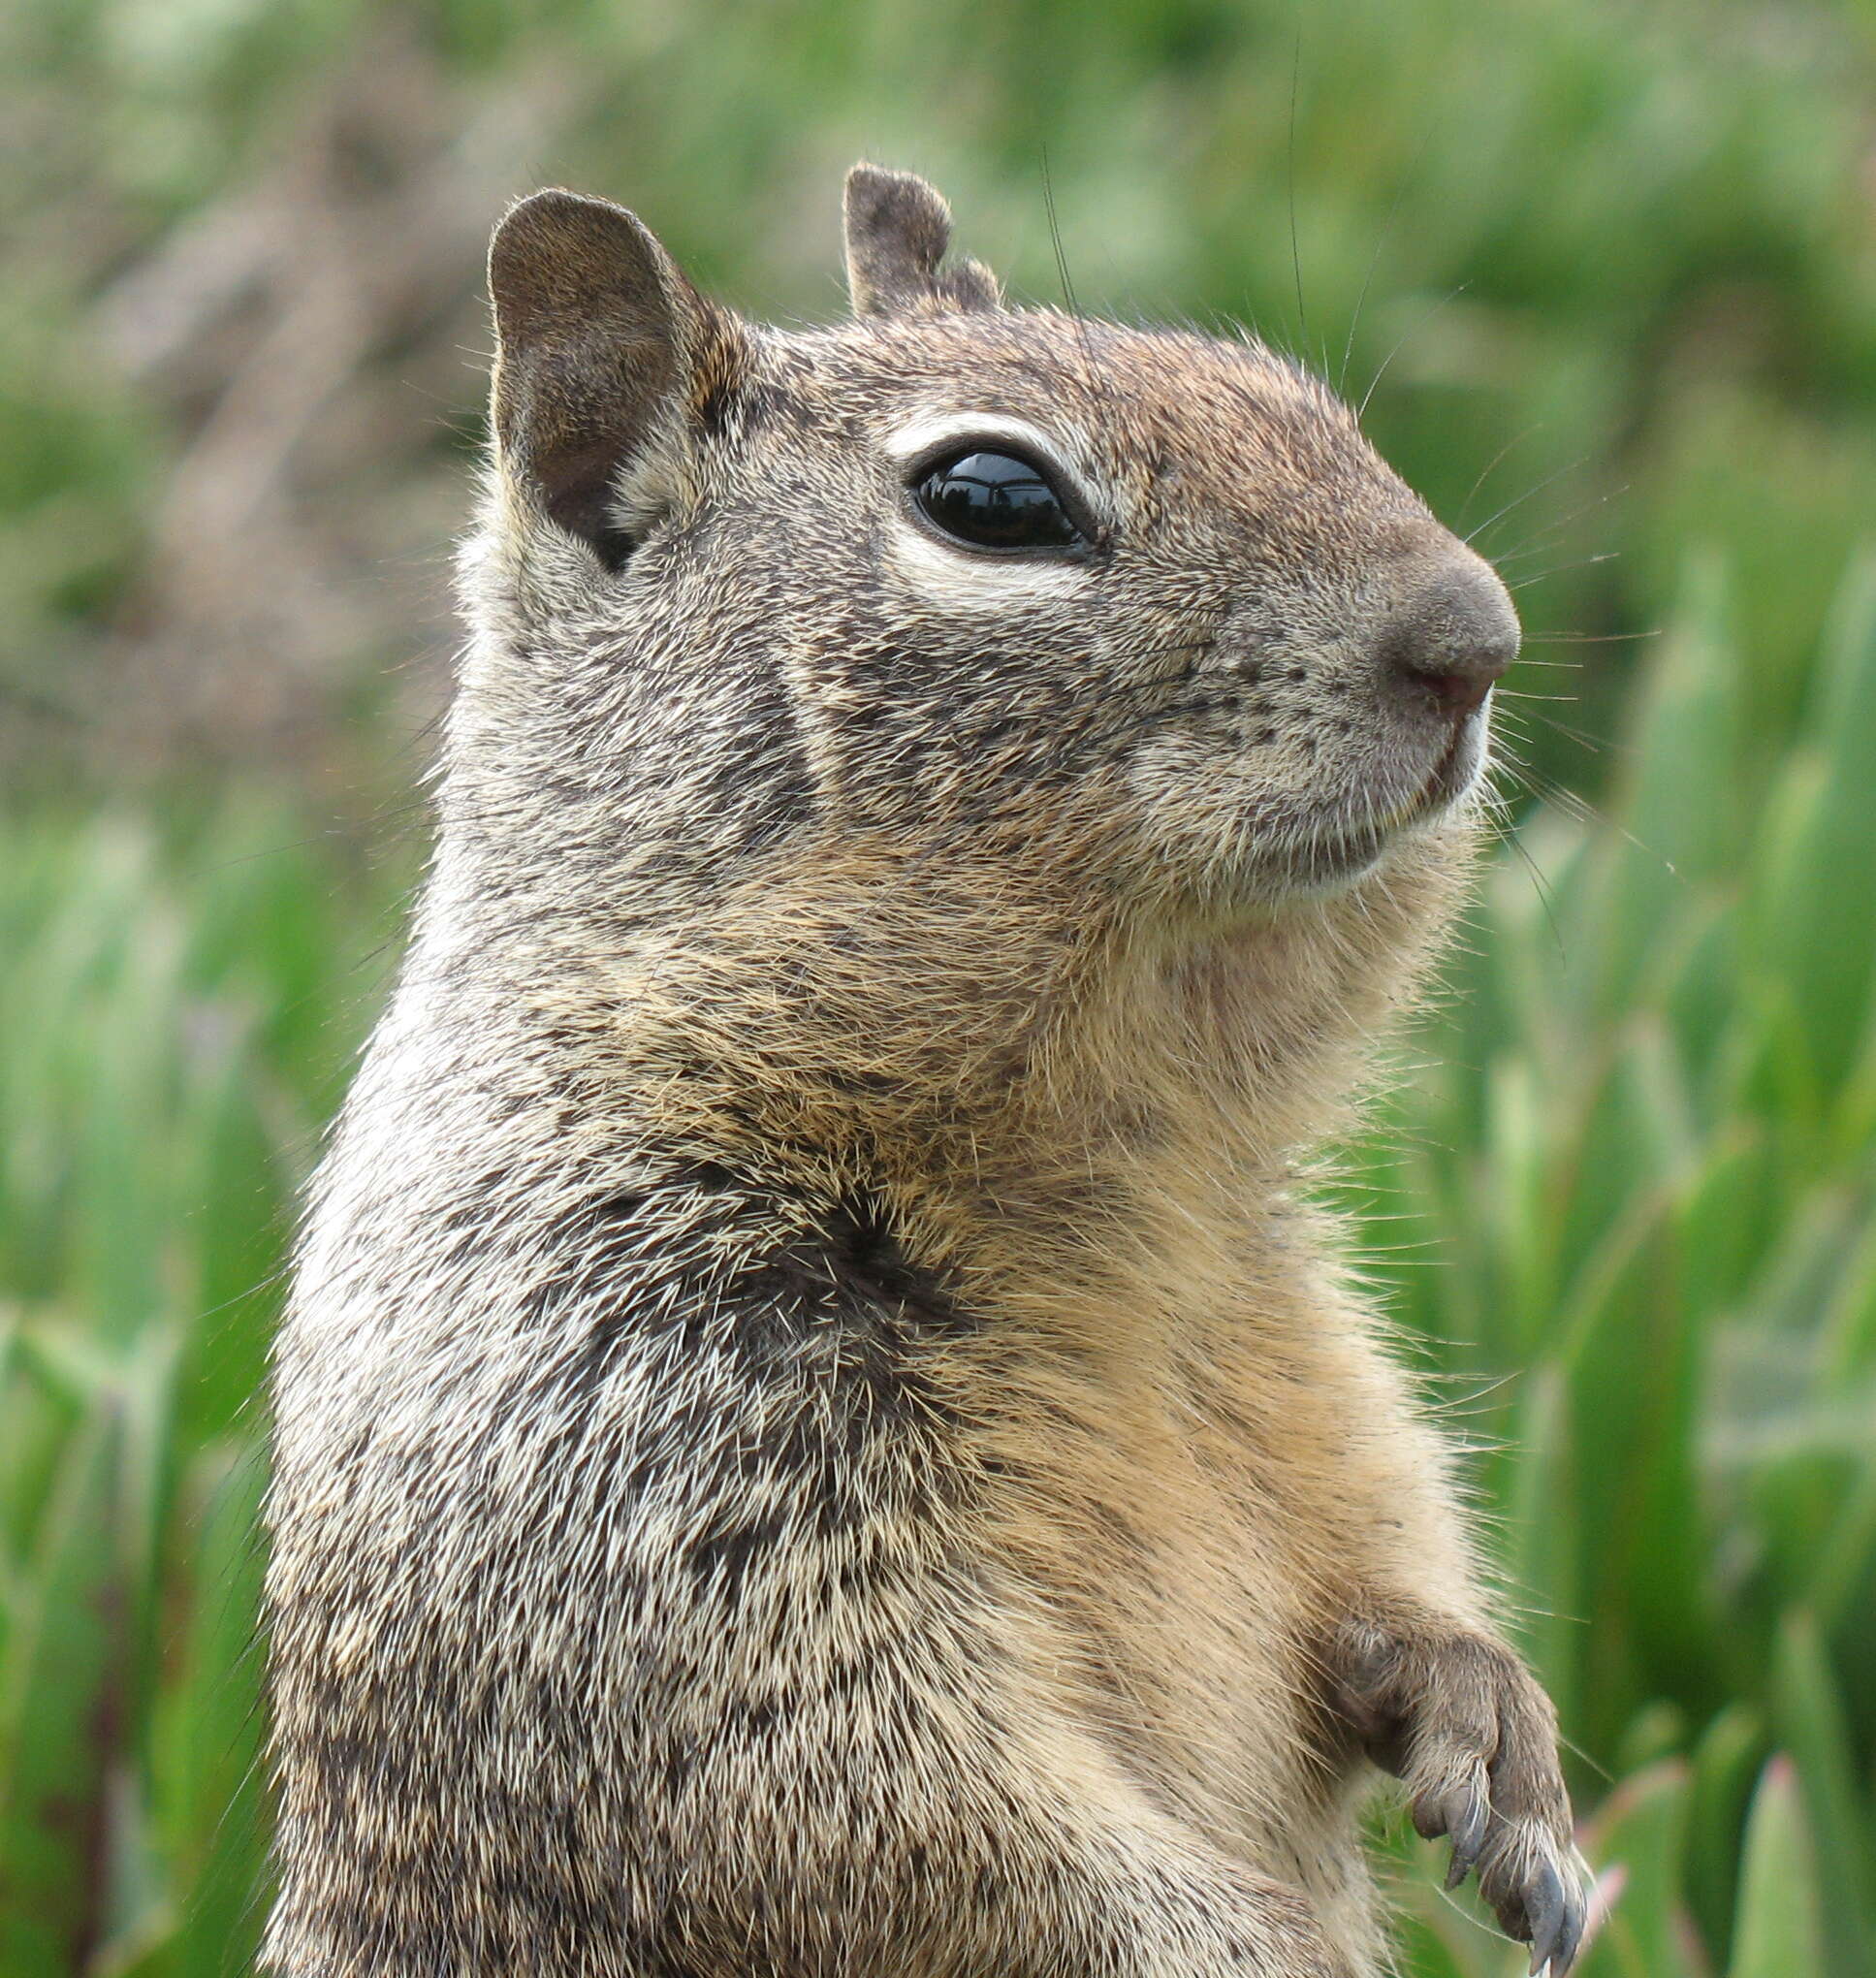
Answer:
[461,164,1514,942]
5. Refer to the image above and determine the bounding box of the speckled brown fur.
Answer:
[263,166,1582,1977]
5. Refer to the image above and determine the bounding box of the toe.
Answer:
[1548,1866,1587,1974]
[1441,1780,1489,1890]
[1406,1750,1490,1890]
[1524,1855,1566,1970]
[1479,1826,1586,1972]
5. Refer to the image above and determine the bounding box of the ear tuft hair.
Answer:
[843,165,1001,318]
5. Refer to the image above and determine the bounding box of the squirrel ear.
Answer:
[843,165,1001,318]
[488,189,743,567]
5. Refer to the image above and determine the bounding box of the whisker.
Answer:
[1040,146,1079,322]
[1288,29,1310,357]
[1520,711,1618,756]
[1338,116,1437,397]
[1039,145,1108,417]
[1517,764,1613,832]
[1487,479,1629,567]
[1520,628,1661,648]
[1464,453,1594,550]
[1455,422,1546,532]
[1508,551,1619,592]
[1509,829,1567,958]
[1357,279,1471,421]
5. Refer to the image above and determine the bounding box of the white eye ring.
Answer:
[884,413,1097,501]
[882,521,1095,607]
[881,412,1106,602]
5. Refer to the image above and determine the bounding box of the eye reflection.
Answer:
[913,449,1083,552]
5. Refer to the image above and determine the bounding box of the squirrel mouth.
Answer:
[1409,712,1482,818]
[1362,708,1484,839]
[1287,712,1485,892]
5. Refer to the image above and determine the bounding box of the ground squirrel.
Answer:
[264,165,1586,1976]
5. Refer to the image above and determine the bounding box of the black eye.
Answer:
[912,449,1084,553]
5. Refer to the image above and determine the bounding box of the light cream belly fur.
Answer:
[949,1246,1403,1972]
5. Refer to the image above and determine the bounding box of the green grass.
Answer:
[0,813,403,1974]
[4,560,1873,1972]
[1360,554,1876,1976]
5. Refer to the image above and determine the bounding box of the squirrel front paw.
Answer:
[1330,1616,1585,1975]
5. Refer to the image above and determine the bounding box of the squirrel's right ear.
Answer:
[843,166,1002,317]
[488,189,744,569]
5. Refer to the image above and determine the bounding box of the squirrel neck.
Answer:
[407,794,1472,1249]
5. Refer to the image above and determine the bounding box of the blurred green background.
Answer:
[4,1,1875,1972]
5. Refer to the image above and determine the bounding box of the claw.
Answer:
[1550,1872,1586,1974]
[1443,1783,1489,1891]
[1525,1858,1565,1974]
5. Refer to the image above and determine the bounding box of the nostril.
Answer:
[1397,653,1503,718]
[1381,565,1519,720]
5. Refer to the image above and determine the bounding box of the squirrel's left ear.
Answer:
[488,189,747,569]
[843,165,1002,318]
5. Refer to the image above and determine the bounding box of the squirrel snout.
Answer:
[1377,560,1519,719]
